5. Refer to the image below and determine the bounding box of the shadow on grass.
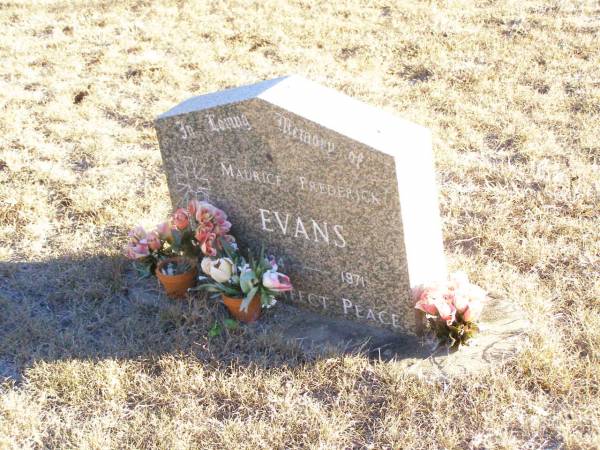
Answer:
[0,256,428,382]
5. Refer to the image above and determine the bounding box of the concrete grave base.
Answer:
[266,298,529,377]
[408,299,530,377]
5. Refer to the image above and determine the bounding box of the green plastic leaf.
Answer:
[171,229,183,250]
[448,333,456,346]
[195,284,222,293]
[260,289,271,307]
[219,237,237,259]
[208,322,222,338]
[133,261,153,278]
[213,281,241,296]
[240,269,257,294]
[276,256,285,271]
[240,286,258,312]
[257,245,268,273]
[223,318,239,330]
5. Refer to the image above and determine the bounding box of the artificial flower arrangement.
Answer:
[124,223,179,278]
[414,272,487,349]
[196,241,292,323]
[124,200,236,298]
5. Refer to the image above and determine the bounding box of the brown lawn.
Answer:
[1,0,599,448]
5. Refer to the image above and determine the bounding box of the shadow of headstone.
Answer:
[1,258,529,381]
[261,303,430,361]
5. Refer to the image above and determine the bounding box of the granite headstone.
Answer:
[155,75,446,333]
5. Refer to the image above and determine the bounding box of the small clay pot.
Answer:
[222,293,261,323]
[156,257,198,299]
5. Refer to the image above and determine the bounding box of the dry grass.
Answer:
[1,0,599,448]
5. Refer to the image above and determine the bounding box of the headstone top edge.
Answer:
[156,75,292,120]
[155,76,430,140]
[259,75,428,128]
[256,76,431,158]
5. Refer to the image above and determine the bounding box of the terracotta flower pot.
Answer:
[156,257,198,299]
[222,293,261,323]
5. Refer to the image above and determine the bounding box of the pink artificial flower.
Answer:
[187,199,202,218]
[268,255,278,271]
[463,296,484,322]
[434,298,456,325]
[128,225,147,244]
[188,200,236,255]
[195,201,217,223]
[147,232,161,251]
[172,208,190,230]
[453,293,470,314]
[156,222,172,241]
[199,201,228,222]
[415,273,486,327]
[213,219,232,236]
[443,289,457,307]
[194,221,214,243]
[212,207,227,222]
[448,271,469,291]
[125,242,150,259]
[262,271,293,292]
[454,279,487,319]
[446,271,487,320]
[414,286,446,316]
[200,233,217,256]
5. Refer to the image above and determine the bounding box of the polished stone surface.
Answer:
[155,76,446,334]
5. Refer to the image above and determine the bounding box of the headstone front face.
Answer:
[155,76,446,334]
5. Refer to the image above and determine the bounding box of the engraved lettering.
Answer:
[366,308,376,321]
[207,113,251,133]
[207,114,218,132]
[289,290,329,310]
[294,217,310,240]
[333,225,346,248]
[342,298,353,314]
[318,295,329,309]
[354,304,364,318]
[299,176,307,190]
[240,114,251,130]
[311,220,329,244]
[177,121,188,139]
[257,209,346,247]
[378,311,390,325]
[220,162,234,177]
[259,209,273,232]
[274,112,335,155]
[297,175,384,207]
[220,162,281,187]
[273,212,290,234]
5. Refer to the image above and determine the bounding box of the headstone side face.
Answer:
[155,77,446,334]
